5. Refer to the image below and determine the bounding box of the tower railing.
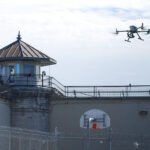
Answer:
[1,74,150,98]
[0,74,51,87]
[50,77,66,95]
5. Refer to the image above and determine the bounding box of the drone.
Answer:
[115,23,150,42]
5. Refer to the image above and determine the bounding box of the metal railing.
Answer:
[1,75,150,98]
[51,77,150,98]
[0,74,51,87]
[64,85,150,98]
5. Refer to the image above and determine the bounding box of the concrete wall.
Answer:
[0,98,10,126]
[49,97,150,150]
[11,88,50,132]
[0,99,10,150]
[49,97,150,134]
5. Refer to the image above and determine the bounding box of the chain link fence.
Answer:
[0,126,150,150]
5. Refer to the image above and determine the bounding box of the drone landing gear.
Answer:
[125,39,131,42]
[125,32,134,42]
[125,36,131,42]
[137,33,144,41]
[138,37,144,41]
[125,32,144,42]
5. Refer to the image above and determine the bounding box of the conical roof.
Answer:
[0,32,56,66]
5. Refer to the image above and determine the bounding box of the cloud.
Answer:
[0,0,150,85]
[68,6,150,21]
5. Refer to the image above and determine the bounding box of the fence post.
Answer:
[42,74,44,87]
[109,128,112,150]
[54,127,59,150]
[93,86,96,97]
[49,77,52,88]
[9,130,11,150]
[27,76,28,86]
[65,86,68,97]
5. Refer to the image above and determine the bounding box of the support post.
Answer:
[109,128,112,150]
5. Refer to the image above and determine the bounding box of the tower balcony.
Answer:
[0,74,52,88]
[1,75,150,98]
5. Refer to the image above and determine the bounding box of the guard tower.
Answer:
[0,32,56,86]
[0,32,56,132]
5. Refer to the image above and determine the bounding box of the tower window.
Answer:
[16,64,20,74]
[0,65,1,74]
[23,64,35,75]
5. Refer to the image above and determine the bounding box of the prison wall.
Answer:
[10,87,50,132]
[49,97,150,150]
[0,98,10,126]
[0,98,10,150]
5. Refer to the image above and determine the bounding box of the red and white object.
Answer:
[80,109,110,130]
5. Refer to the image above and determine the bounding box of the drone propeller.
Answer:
[147,29,150,34]
[141,22,144,30]
[111,29,119,35]
[115,28,119,34]
[140,23,149,30]
[143,29,150,35]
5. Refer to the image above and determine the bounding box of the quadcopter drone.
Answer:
[115,23,150,42]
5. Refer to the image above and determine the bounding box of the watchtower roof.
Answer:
[0,32,56,66]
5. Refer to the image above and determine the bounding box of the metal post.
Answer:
[133,141,140,150]
[126,86,128,97]
[9,130,11,150]
[46,139,49,150]
[93,86,96,97]
[54,127,59,150]
[29,137,31,150]
[65,86,68,97]
[88,119,90,150]
[109,128,112,150]
[19,134,21,150]
[49,76,52,88]
[27,76,28,86]
[42,71,46,87]
[87,118,94,150]
[42,74,44,87]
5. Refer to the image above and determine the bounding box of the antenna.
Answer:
[17,31,22,41]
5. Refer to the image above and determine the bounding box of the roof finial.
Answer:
[17,31,22,41]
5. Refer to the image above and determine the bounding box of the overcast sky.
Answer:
[0,0,150,85]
